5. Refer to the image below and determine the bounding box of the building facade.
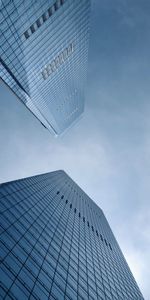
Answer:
[0,170,144,299]
[0,0,91,135]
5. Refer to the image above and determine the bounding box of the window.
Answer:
[42,13,47,22]
[47,64,52,76]
[51,61,57,72]
[42,69,48,80]
[51,5,55,14]
[51,282,64,300]
[109,243,112,250]
[59,53,64,64]
[48,7,52,17]
[24,31,29,39]
[36,18,41,28]
[55,57,60,68]
[30,24,35,33]
[63,49,68,60]
[104,239,108,246]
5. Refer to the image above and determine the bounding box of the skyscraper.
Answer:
[0,170,144,299]
[0,0,91,135]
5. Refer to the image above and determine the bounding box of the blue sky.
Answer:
[0,0,150,298]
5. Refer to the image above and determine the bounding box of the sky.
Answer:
[0,0,150,299]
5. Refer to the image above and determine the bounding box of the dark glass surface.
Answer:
[0,171,144,299]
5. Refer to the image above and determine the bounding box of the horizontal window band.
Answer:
[23,0,65,40]
[41,43,74,80]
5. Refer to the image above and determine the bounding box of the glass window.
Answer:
[51,282,64,300]
[66,284,77,299]
[0,266,13,289]
[11,280,29,300]
[33,281,49,300]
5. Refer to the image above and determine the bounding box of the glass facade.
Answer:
[0,0,91,135]
[0,170,144,299]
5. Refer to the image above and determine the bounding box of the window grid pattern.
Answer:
[0,0,91,135]
[0,170,144,299]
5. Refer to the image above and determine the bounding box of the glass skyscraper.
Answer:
[0,0,91,135]
[0,170,144,299]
